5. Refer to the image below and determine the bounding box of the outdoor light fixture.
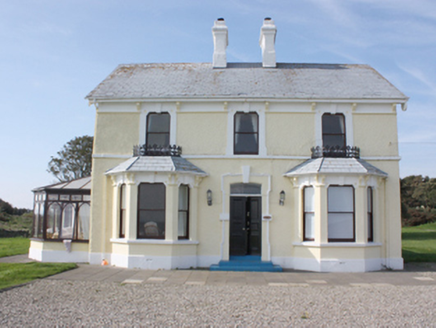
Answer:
[207,189,213,206]
[279,190,285,206]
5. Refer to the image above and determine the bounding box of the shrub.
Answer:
[402,207,436,227]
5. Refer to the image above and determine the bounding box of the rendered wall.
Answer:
[87,101,403,271]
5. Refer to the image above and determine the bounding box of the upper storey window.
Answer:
[146,113,170,146]
[234,112,259,155]
[322,113,346,148]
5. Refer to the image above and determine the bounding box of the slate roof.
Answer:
[284,158,388,177]
[33,176,91,192]
[105,156,207,176]
[86,63,407,101]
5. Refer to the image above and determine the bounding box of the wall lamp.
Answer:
[207,189,213,206]
[279,190,285,206]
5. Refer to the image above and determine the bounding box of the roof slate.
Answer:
[284,158,388,177]
[86,63,407,101]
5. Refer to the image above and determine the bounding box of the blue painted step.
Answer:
[210,256,282,272]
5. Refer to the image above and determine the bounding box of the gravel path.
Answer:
[1,280,435,327]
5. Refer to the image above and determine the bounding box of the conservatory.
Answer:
[29,177,91,262]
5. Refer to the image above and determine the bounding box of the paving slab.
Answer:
[16,261,436,287]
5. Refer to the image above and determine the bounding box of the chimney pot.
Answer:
[259,18,277,68]
[212,18,228,68]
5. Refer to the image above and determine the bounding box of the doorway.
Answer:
[229,196,261,256]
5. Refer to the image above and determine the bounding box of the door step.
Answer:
[210,256,282,272]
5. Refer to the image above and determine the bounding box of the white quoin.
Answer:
[212,18,228,68]
[259,18,277,68]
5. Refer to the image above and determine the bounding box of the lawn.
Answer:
[402,222,436,263]
[0,237,30,258]
[0,262,77,290]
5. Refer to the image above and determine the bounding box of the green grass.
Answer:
[0,262,77,290]
[402,222,436,263]
[0,237,30,258]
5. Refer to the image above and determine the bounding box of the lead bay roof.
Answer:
[284,158,388,177]
[105,156,207,176]
[86,63,407,101]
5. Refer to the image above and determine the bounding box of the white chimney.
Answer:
[259,17,277,68]
[212,18,228,68]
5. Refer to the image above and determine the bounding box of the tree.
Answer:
[48,136,93,182]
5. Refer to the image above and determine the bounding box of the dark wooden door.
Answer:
[230,196,261,256]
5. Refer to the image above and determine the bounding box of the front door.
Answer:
[229,196,261,256]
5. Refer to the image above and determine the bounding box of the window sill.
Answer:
[293,241,382,248]
[110,238,199,245]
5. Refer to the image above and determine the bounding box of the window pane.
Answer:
[304,213,315,240]
[179,185,189,211]
[60,195,69,201]
[235,133,258,154]
[48,194,58,201]
[138,210,165,239]
[38,204,44,238]
[328,186,354,212]
[323,135,346,148]
[62,204,75,239]
[147,133,170,146]
[147,113,170,132]
[138,184,165,210]
[235,113,258,133]
[230,183,261,195]
[120,185,126,209]
[33,203,41,238]
[304,187,315,212]
[328,213,354,240]
[47,204,61,239]
[71,195,82,201]
[367,188,373,212]
[77,204,90,240]
[322,114,345,134]
[178,212,188,237]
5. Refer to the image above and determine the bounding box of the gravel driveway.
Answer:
[1,279,435,327]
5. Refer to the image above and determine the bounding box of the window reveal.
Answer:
[234,112,259,154]
[137,183,166,239]
[146,112,170,146]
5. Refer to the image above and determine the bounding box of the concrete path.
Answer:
[45,263,436,287]
[0,254,34,263]
[1,254,435,286]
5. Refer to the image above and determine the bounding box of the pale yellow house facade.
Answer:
[30,18,408,272]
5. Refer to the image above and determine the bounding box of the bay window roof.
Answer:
[284,157,388,177]
[105,156,207,176]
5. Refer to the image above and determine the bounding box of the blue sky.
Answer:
[1,0,435,209]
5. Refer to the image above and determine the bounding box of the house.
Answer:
[29,18,408,272]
